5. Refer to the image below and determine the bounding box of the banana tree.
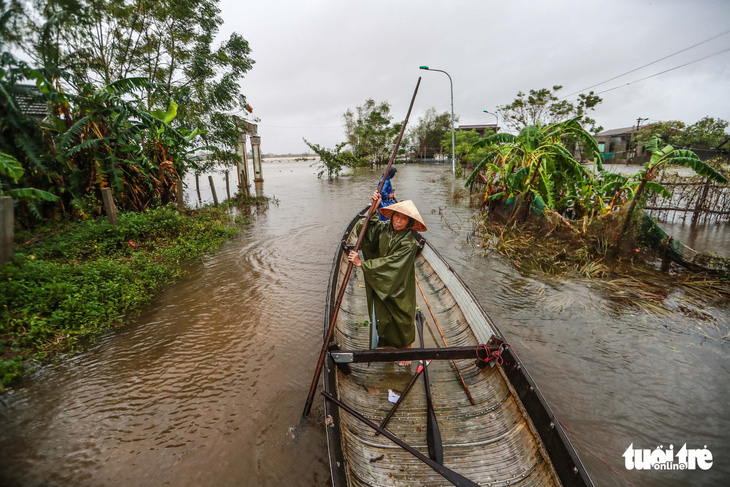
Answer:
[0,151,59,218]
[619,135,728,238]
[55,78,192,213]
[466,118,604,218]
[599,171,671,213]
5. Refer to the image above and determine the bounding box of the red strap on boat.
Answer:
[476,343,504,366]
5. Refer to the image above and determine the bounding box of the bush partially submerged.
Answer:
[0,204,245,388]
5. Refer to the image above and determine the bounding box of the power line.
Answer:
[561,29,730,99]
[590,46,730,96]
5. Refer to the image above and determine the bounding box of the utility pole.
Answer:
[629,117,649,164]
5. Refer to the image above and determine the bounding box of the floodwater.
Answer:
[1,161,729,486]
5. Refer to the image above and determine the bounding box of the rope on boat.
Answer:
[476,342,518,366]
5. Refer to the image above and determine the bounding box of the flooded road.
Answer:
[1,161,729,486]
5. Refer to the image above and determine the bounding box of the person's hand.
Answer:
[348,251,361,267]
[371,191,382,206]
[389,192,394,201]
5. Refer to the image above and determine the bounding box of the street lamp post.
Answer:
[483,110,498,131]
[420,66,455,174]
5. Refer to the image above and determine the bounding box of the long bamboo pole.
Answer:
[302,78,421,418]
[415,275,475,405]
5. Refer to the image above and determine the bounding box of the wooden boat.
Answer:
[322,209,594,486]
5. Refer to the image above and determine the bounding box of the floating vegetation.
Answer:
[451,188,468,202]
[227,193,277,207]
[475,215,730,329]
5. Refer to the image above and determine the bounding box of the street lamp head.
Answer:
[419,66,429,70]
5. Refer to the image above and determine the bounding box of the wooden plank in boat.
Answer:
[330,344,503,363]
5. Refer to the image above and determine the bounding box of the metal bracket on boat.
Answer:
[341,240,355,253]
[327,344,352,375]
[333,352,353,362]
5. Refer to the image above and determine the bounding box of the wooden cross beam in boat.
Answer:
[329,342,503,366]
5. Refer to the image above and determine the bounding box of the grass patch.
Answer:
[0,204,250,388]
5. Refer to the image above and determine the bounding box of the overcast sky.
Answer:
[220,0,730,154]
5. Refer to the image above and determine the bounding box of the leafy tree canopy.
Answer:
[22,0,254,167]
[343,99,403,166]
[408,108,453,158]
[441,129,493,168]
[0,0,255,225]
[635,120,686,146]
[303,139,359,179]
[499,86,602,134]
[638,117,729,149]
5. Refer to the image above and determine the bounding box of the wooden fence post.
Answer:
[176,179,184,212]
[195,173,201,202]
[208,176,219,206]
[691,179,712,225]
[0,196,13,264]
[101,188,118,226]
[225,171,231,200]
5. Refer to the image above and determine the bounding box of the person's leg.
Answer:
[397,343,412,367]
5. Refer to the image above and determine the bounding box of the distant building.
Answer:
[456,124,500,136]
[594,125,652,163]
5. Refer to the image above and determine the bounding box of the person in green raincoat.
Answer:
[348,191,427,364]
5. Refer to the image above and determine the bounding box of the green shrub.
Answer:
[0,204,243,387]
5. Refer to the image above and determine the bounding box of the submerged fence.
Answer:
[644,173,730,224]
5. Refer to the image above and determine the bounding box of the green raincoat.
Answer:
[356,212,418,348]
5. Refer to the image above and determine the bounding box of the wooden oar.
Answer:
[416,310,443,464]
[415,275,475,405]
[322,392,479,487]
[302,77,421,418]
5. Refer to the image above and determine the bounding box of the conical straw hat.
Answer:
[379,200,427,232]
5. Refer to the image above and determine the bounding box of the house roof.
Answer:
[595,124,654,138]
[15,84,48,119]
[457,124,498,130]
[595,126,636,137]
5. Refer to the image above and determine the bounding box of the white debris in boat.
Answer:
[325,415,334,427]
[388,389,400,403]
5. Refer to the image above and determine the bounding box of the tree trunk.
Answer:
[617,174,649,249]
[521,162,543,221]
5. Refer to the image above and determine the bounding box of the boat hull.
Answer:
[323,210,593,486]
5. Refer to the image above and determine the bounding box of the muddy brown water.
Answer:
[1,162,729,486]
